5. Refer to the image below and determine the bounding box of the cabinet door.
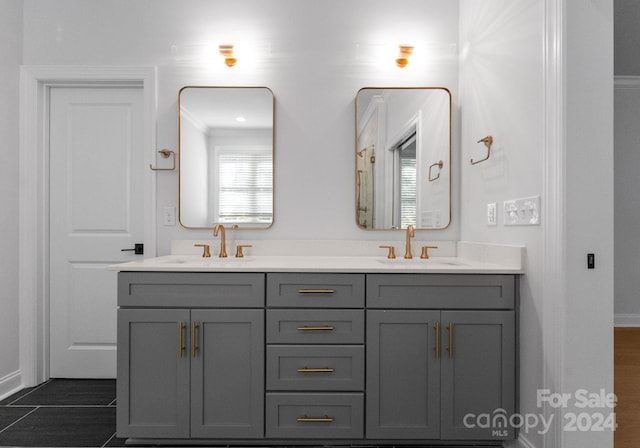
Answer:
[366,310,441,439]
[190,309,265,438]
[440,310,515,440]
[117,309,190,438]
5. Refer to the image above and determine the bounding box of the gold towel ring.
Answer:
[471,135,493,165]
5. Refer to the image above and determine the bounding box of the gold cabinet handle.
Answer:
[446,322,453,359]
[297,414,334,423]
[297,367,335,373]
[434,321,440,358]
[297,289,336,294]
[192,321,199,358]
[296,325,335,331]
[178,321,185,358]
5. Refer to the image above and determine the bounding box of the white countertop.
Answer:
[109,254,523,274]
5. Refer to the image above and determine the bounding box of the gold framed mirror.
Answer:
[356,87,451,230]
[178,86,274,229]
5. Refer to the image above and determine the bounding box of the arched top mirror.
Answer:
[179,86,274,229]
[356,87,451,230]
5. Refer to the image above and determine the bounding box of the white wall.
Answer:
[563,1,614,447]
[0,0,23,398]
[23,0,460,254]
[459,1,613,448]
[458,0,545,446]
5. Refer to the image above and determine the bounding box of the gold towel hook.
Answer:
[428,160,444,182]
[150,149,176,171]
[471,135,493,165]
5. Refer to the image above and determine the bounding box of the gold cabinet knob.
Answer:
[194,244,211,258]
[379,245,396,259]
[420,245,439,259]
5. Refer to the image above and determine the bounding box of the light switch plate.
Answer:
[503,196,541,226]
[487,203,497,226]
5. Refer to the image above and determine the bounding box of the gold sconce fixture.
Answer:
[395,45,414,68]
[218,44,237,67]
[150,149,176,171]
[471,135,493,165]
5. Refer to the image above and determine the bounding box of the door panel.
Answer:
[366,310,441,439]
[440,310,515,440]
[50,86,145,378]
[190,309,265,438]
[117,309,191,438]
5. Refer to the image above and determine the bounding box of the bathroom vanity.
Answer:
[113,248,521,446]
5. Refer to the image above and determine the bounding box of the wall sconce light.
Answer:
[395,45,414,68]
[218,44,237,67]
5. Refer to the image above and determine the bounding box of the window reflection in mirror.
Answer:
[179,86,274,229]
[356,87,451,230]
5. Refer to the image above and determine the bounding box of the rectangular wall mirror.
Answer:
[179,86,274,229]
[356,87,451,230]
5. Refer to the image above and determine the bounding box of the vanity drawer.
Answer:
[267,309,364,344]
[367,274,516,309]
[266,346,364,391]
[118,272,265,308]
[265,393,364,439]
[267,273,365,308]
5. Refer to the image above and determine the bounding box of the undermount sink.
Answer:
[160,256,254,264]
[376,258,467,267]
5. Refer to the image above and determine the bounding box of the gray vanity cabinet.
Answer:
[117,271,517,445]
[117,273,265,440]
[117,308,191,438]
[366,274,516,441]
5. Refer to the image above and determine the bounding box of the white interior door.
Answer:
[49,86,146,378]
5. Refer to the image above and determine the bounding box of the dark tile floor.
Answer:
[0,380,501,448]
[0,379,125,447]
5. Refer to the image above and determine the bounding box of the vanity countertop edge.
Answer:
[109,241,524,274]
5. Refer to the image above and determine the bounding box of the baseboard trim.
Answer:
[517,433,537,448]
[0,369,23,401]
[615,314,640,327]
[503,433,537,448]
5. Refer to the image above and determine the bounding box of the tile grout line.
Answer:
[0,406,40,435]
[4,380,51,406]
[101,432,117,448]
[6,405,115,408]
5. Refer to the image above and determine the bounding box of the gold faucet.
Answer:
[404,224,415,259]
[213,224,227,258]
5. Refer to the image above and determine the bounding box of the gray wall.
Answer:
[614,0,640,320]
[615,0,640,76]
